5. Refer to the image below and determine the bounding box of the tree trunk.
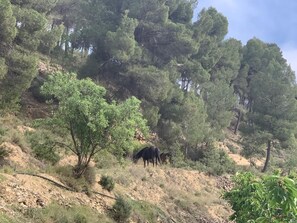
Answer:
[64,26,69,56]
[262,140,271,172]
[73,155,89,178]
[234,110,242,135]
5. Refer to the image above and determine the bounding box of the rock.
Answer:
[36,198,45,207]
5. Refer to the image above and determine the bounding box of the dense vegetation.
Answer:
[224,172,297,222]
[1,0,297,221]
[1,0,296,172]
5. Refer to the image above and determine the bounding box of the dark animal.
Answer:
[160,152,171,164]
[133,146,161,167]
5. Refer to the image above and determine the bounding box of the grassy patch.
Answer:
[23,203,114,223]
[129,200,169,223]
[0,173,7,182]
[0,165,14,174]
[26,130,60,165]
[0,213,18,223]
[94,150,119,169]
[53,165,93,193]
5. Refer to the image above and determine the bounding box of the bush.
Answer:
[227,143,238,154]
[99,175,115,192]
[94,150,119,169]
[83,166,96,185]
[129,200,166,223]
[24,203,114,223]
[54,165,88,192]
[168,142,186,168]
[73,213,87,223]
[111,197,132,223]
[200,147,236,175]
[224,172,297,222]
[0,145,10,161]
[2,129,29,150]
[26,130,60,164]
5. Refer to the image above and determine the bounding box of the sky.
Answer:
[194,0,297,73]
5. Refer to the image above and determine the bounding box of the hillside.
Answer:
[0,119,242,223]
[2,1,296,221]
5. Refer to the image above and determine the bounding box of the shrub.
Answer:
[24,203,114,223]
[129,200,166,223]
[227,143,238,154]
[99,175,115,192]
[168,142,186,168]
[224,172,297,222]
[54,165,87,192]
[200,147,236,176]
[0,126,6,137]
[83,166,96,185]
[26,130,60,164]
[73,213,87,223]
[94,150,119,169]
[0,145,10,161]
[0,213,18,223]
[111,196,132,223]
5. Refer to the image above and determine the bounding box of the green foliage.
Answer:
[0,213,18,223]
[0,0,16,45]
[1,0,297,178]
[226,143,238,154]
[0,57,8,80]
[41,72,148,177]
[203,80,236,139]
[0,49,38,110]
[26,130,60,164]
[200,146,236,175]
[53,165,92,192]
[83,166,96,186]
[94,150,119,169]
[223,172,297,223]
[237,38,297,170]
[0,145,10,161]
[105,12,140,62]
[124,0,169,24]
[169,1,194,24]
[129,200,167,223]
[159,92,208,146]
[111,196,132,223]
[126,65,171,103]
[39,24,64,54]
[141,101,160,129]
[24,203,113,223]
[99,175,115,192]
[13,7,47,50]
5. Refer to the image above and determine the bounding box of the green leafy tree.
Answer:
[105,12,140,62]
[0,49,38,110]
[39,24,64,55]
[0,0,17,55]
[13,7,47,51]
[41,72,148,177]
[224,172,297,223]
[0,57,8,81]
[202,80,236,139]
[0,0,16,83]
[239,39,297,172]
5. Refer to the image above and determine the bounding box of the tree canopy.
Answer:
[0,0,297,174]
[41,72,148,177]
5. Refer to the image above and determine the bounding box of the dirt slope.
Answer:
[0,141,233,223]
[0,124,238,222]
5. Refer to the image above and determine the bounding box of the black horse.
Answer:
[133,146,161,167]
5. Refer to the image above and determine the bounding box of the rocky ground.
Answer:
[1,122,262,222]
